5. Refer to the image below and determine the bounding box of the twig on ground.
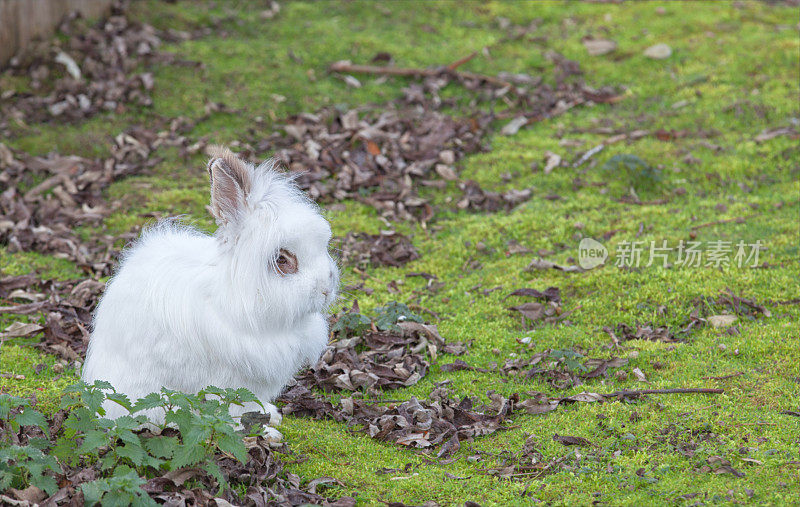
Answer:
[690,214,760,230]
[573,144,604,168]
[446,51,478,71]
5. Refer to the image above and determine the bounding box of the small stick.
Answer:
[330,61,432,79]
[604,388,723,398]
[690,214,760,230]
[446,51,478,71]
[573,144,604,168]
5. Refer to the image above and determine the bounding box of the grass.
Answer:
[1,0,798,505]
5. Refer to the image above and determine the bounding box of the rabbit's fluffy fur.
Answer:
[82,147,338,424]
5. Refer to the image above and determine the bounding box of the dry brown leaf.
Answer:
[643,43,672,59]
[707,314,737,328]
[583,38,617,56]
[0,322,44,339]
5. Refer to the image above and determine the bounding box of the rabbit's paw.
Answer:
[263,402,282,426]
[243,426,284,449]
[260,425,284,445]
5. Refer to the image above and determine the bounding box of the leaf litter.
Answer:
[229,53,622,223]
[2,23,622,283]
[292,302,466,395]
[277,298,723,459]
[0,116,199,276]
[334,231,420,269]
[0,2,175,130]
[0,268,737,470]
[0,274,104,364]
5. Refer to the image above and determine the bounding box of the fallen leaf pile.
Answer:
[704,290,772,319]
[698,455,745,478]
[457,179,533,212]
[233,54,622,223]
[266,103,492,222]
[611,323,680,343]
[297,313,464,394]
[281,384,515,460]
[279,306,522,458]
[334,231,420,268]
[655,422,720,460]
[0,274,103,363]
[298,325,434,394]
[280,300,639,456]
[0,2,169,130]
[0,117,198,275]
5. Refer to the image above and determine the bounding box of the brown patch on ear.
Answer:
[206,145,253,226]
[207,145,252,193]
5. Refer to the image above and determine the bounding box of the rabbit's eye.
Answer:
[276,249,298,275]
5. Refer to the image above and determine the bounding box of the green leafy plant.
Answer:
[549,349,587,373]
[373,302,424,331]
[0,443,60,494]
[332,301,425,336]
[1,382,264,501]
[0,394,58,494]
[80,466,157,507]
[602,154,662,196]
[332,310,372,335]
[0,394,50,437]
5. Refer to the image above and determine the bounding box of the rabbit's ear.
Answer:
[207,146,252,227]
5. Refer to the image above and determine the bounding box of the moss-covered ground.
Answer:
[1,1,798,505]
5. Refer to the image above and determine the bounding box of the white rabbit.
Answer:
[82,146,339,429]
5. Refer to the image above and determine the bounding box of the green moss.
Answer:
[0,345,79,414]
[0,249,86,279]
[2,0,798,504]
